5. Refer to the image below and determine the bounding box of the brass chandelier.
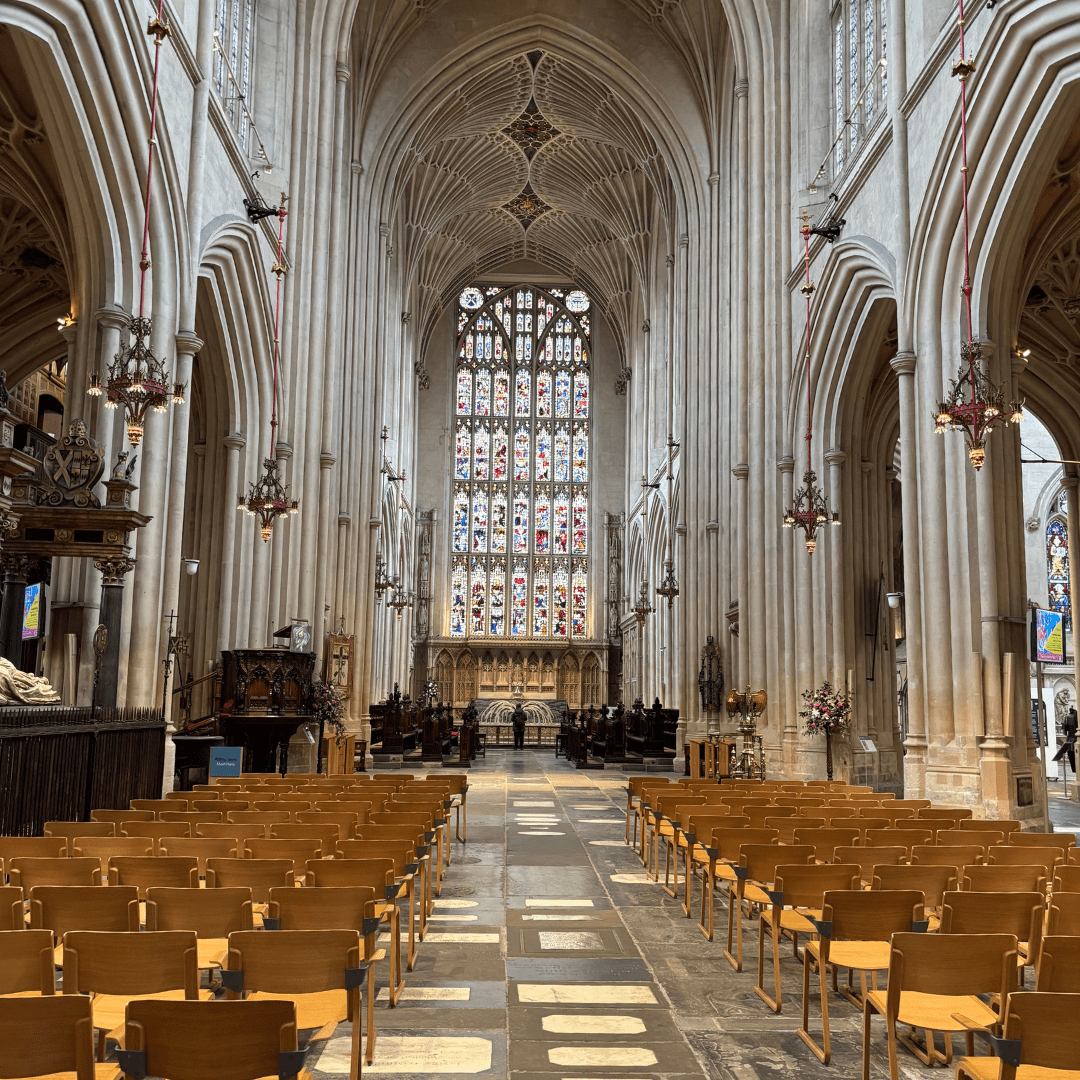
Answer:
[633,474,655,624]
[932,0,1022,468]
[655,434,680,609]
[783,211,839,552]
[238,195,299,540]
[88,4,184,444]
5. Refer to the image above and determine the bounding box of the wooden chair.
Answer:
[121,997,305,1080]
[745,804,794,829]
[204,859,293,909]
[863,806,916,822]
[891,818,940,837]
[163,790,193,800]
[190,800,247,814]
[861,932,1018,1079]
[430,773,468,843]
[295,810,359,841]
[108,857,200,898]
[0,994,109,1079]
[632,782,675,859]
[243,838,323,879]
[352,824,433,931]
[157,837,237,876]
[119,821,191,853]
[89,810,154,826]
[940,891,1044,974]
[768,816,826,845]
[0,886,23,931]
[30,886,139,961]
[224,810,290,826]
[912,845,978,871]
[195,823,268,843]
[756,862,862,1012]
[224,929,367,1079]
[953,989,1080,1080]
[938,829,1005,854]
[44,822,114,855]
[689,821,763,941]
[267,887,388,1062]
[370,811,441,902]
[960,817,1021,839]
[665,809,733,906]
[960,863,1047,895]
[798,889,925,1063]
[8,858,99,891]
[919,807,974,822]
[0,928,56,995]
[647,796,707,881]
[792,827,861,864]
[391,793,451,867]
[1053,864,1080,893]
[813,807,860,827]
[269,822,339,858]
[73,838,154,880]
[892,799,932,812]
[145,886,254,975]
[1009,831,1075,853]
[62,930,208,1059]
[863,827,933,859]
[989,845,1065,877]
[725,844,815,973]
[833,845,905,885]
[1035,936,1080,992]
[1048,893,1080,935]
[158,811,223,826]
[871,864,957,920]
[0,836,67,878]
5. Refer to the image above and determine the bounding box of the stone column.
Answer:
[778,457,799,772]
[92,556,136,709]
[216,434,245,654]
[267,440,292,635]
[890,351,927,795]
[312,453,337,666]
[0,554,35,665]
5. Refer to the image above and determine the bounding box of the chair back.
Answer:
[304,857,395,892]
[267,886,376,931]
[159,811,223,825]
[960,817,1020,838]
[8,858,99,890]
[918,807,974,821]
[29,885,140,939]
[814,808,860,827]
[145,886,254,938]
[336,840,418,878]
[912,844,981,869]
[1053,864,1080,893]
[43,821,114,855]
[940,891,1044,961]
[871,863,957,909]
[1048,892,1080,936]
[960,863,1047,894]
[995,990,1080,1072]
[708,826,776,861]
[90,809,155,825]
[886,931,1017,999]
[834,845,906,884]
[227,811,291,825]
[295,811,359,840]
[792,828,860,863]
[62,929,200,997]
[819,889,925,942]
[863,827,932,857]
[0,927,55,995]
[225,928,361,997]
[0,886,23,930]
[989,845,1064,874]
[679,809,732,836]
[740,844,815,885]
[195,823,268,842]
[73,836,154,877]
[0,994,96,1077]
[157,838,238,874]
[244,838,322,875]
[109,857,200,897]
[769,817,825,844]
[771,863,861,909]
[0,835,67,871]
[120,821,192,851]
[204,859,293,902]
[744,805,791,829]
[937,829,1004,851]
[268,823,339,857]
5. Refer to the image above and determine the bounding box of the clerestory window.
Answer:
[832,0,887,176]
[213,0,255,149]
[450,284,591,640]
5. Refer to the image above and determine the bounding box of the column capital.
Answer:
[825,448,846,467]
[275,440,293,461]
[336,63,351,83]
[95,306,130,333]
[732,462,749,479]
[1062,476,1079,491]
[94,555,136,585]
[2,553,36,580]
[776,456,795,474]
[58,322,78,346]
[193,441,207,459]
[320,453,337,470]
[734,79,749,99]
[890,350,917,376]
[175,330,203,357]
[223,433,246,452]
[861,458,874,474]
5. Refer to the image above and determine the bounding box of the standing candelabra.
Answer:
[724,686,767,779]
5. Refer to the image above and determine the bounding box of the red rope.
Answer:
[802,218,813,476]
[269,203,287,459]
[138,0,167,320]
[957,0,977,438]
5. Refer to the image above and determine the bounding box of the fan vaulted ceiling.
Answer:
[390,50,677,381]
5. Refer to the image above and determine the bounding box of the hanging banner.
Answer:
[1035,608,1065,664]
[22,584,42,640]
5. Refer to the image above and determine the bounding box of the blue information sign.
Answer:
[209,747,243,777]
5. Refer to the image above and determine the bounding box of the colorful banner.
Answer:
[22,584,41,640]
[1036,608,1065,664]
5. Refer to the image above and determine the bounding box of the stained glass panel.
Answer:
[490,561,505,636]
[553,562,569,637]
[471,489,488,552]
[457,369,472,415]
[453,486,469,552]
[553,489,569,554]
[865,0,875,124]
[475,368,491,415]
[532,561,549,636]
[491,488,507,554]
[455,422,470,480]
[494,370,510,415]
[511,559,528,635]
[573,422,588,482]
[574,372,589,418]
[513,495,529,554]
[1048,518,1071,630]
[849,0,859,148]
[536,370,552,417]
[470,559,486,635]
[535,424,551,482]
[555,369,571,418]
[835,22,844,173]
[554,425,570,482]
[492,423,508,482]
[535,490,550,554]
[473,423,489,481]
[514,424,530,482]
[450,561,468,636]
[515,369,530,415]
[571,563,587,637]
[572,487,587,554]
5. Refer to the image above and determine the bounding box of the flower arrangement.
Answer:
[799,680,851,737]
[311,681,347,741]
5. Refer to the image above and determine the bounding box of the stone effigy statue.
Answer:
[0,656,61,705]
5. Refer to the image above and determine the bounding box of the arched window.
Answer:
[451,284,591,640]
[832,0,887,175]
[213,0,256,148]
[1047,516,1071,629]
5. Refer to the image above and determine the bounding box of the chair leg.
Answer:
[390,905,405,1002]
[754,914,782,1012]
[662,838,679,898]
[682,846,693,917]
[723,883,743,971]
[797,948,829,1063]
[861,1000,874,1080]
[351,985,363,1080]
[698,863,715,941]
[405,879,418,968]
[365,973,377,1066]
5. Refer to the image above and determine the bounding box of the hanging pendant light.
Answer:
[87,4,184,444]
[634,474,655,623]
[932,0,1022,469]
[238,194,299,539]
[783,211,839,552]
[655,434,679,608]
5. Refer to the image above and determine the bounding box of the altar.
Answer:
[473,698,565,748]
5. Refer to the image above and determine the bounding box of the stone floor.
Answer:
[305,753,952,1080]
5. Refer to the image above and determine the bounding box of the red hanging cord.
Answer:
[957,0,978,440]
[802,214,814,476]
[138,0,168,320]
[269,199,288,459]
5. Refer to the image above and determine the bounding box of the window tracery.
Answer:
[832,0,887,175]
[1047,516,1071,630]
[213,0,255,148]
[451,284,590,639]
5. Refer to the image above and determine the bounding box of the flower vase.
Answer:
[825,729,833,781]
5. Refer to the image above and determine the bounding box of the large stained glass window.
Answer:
[831,0,887,176]
[450,284,591,639]
[1047,516,1071,630]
